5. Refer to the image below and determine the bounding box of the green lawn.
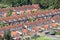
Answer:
[56,32,60,35]
[31,36,52,40]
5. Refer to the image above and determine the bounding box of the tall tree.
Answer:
[4,29,13,40]
[2,0,12,4]
[1,0,60,9]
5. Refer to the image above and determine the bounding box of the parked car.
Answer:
[44,31,49,34]
[49,30,56,35]
[38,29,43,32]
[52,28,57,30]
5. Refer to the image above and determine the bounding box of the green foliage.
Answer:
[31,36,52,40]
[56,32,60,35]
[31,0,37,4]
[1,0,31,6]
[0,5,11,8]
[29,18,35,22]
[38,0,60,9]
[0,0,60,9]
[31,10,35,13]
[0,6,6,8]
[6,9,12,16]
[48,6,54,10]
[4,29,13,40]
[2,0,12,4]
[0,21,5,27]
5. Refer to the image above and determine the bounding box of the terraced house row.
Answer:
[0,4,60,40]
[0,4,39,16]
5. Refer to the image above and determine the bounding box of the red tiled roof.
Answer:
[32,27,40,31]
[21,29,28,33]
[12,12,16,15]
[11,31,18,36]
[50,23,57,27]
[42,25,48,29]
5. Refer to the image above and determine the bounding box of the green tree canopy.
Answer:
[1,0,60,9]
[4,29,13,40]
[6,9,12,17]
[0,21,5,27]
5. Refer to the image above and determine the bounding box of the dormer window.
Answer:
[55,12,57,14]
[16,12,20,15]
[13,19,17,22]
[38,15,40,18]
[41,14,45,18]
[13,10,16,12]
[44,17,47,19]
[18,18,22,21]
[49,13,52,16]
[3,21,7,24]
[52,20,55,23]
[41,14,45,16]
[33,16,37,19]
[22,17,27,21]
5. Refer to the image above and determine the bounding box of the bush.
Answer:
[6,9,12,16]
[0,22,5,27]
[0,6,6,8]
[29,18,35,22]
[48,5,54,10]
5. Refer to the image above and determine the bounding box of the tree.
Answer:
[6,9,12,17]
[29,18,35,22]
[0,21,5,27]
[38,0,49,9]
[4,29,13,40]
[54,0,60,8]
[1,0,60,9]
[2,0,12,4]
[38,0,60,9]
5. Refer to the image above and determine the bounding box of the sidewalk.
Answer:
[55,35,60,38]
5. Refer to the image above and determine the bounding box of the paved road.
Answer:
[45,35,60,40]
[38,33,60,40]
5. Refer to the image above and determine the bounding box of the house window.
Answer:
[16,12,20,15]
